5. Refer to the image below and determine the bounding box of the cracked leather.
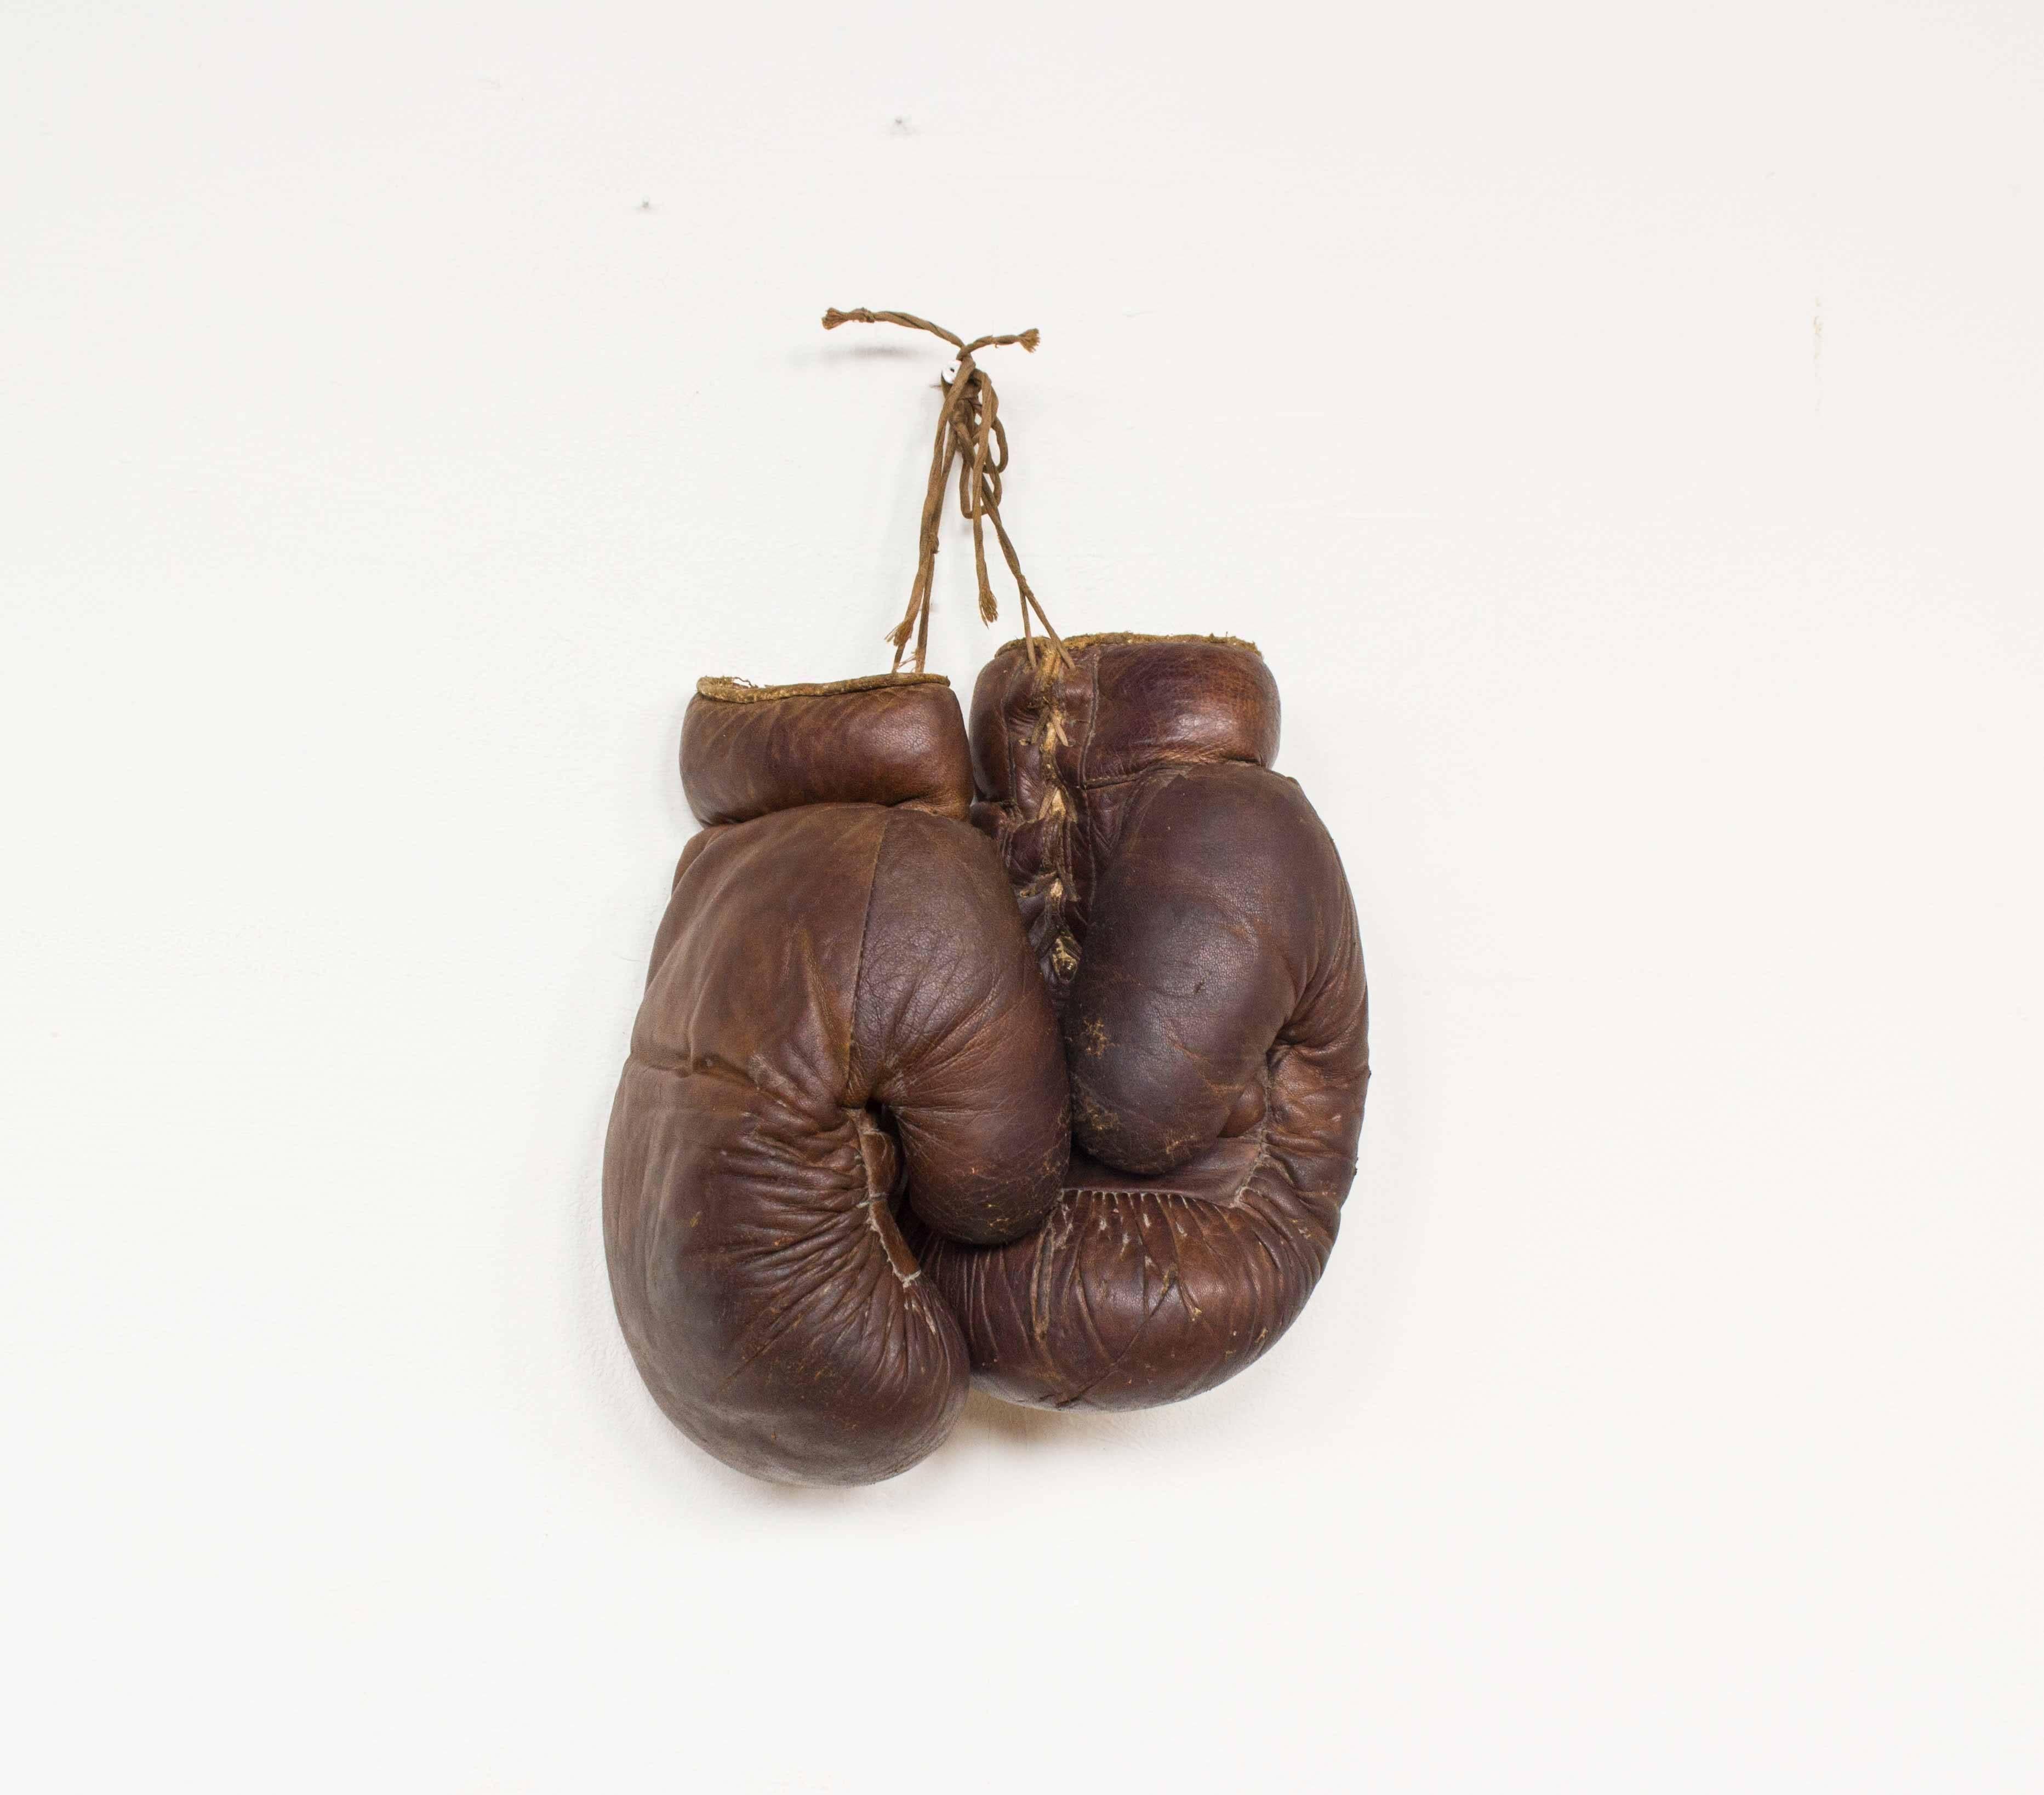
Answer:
[915,634,1371,1409]
[602,676,1070,1484]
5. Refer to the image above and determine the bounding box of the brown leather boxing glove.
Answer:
[603,672,1069,1484]
[917,634,1370,1409]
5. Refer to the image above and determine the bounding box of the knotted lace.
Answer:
[822,307,1066,679]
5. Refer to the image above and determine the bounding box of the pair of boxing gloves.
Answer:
[604,632,1371,1484]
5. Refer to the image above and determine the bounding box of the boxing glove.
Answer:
[916,634,1369,1408]
[603,672,1070,1484]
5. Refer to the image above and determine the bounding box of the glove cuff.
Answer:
[970,633,1281,803]
[681,671,972,826]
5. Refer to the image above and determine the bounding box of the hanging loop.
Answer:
[822,307,1066,681]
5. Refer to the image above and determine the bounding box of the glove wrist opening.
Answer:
[682,673,974,826]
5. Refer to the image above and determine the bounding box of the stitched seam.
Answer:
[1064,1187,1226,1206]
[842,812,926,1289]
[998,679,1017,803]
[622,1053,762,1093]
[1061,1131,1267,1212]
[1080,642,1104,787]
[840,809,894,1108]
[863,1180,921,1288]
[1064,754,1264,794]
[1226,1061,1278,1211]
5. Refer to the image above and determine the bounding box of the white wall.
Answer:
[4,2,2041,1788]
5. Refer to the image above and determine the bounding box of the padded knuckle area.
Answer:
[854,809,1071,1247]
[960,632,1371,1412]
[604,1060,968,1485]
[1069,1057,1224,1175]
[604,769,1066,1484]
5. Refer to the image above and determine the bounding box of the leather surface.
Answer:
[921,636,1371,1409]
[682,677,973,825]
[603,677,1069,1484]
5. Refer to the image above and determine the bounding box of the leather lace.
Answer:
[822,307,1066,679]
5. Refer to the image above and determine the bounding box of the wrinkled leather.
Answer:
[603,676,1070,1484]
[917,635,1370,1409]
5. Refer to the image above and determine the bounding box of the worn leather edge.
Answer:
[696,672,952,702]
[987,632,1260,658]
